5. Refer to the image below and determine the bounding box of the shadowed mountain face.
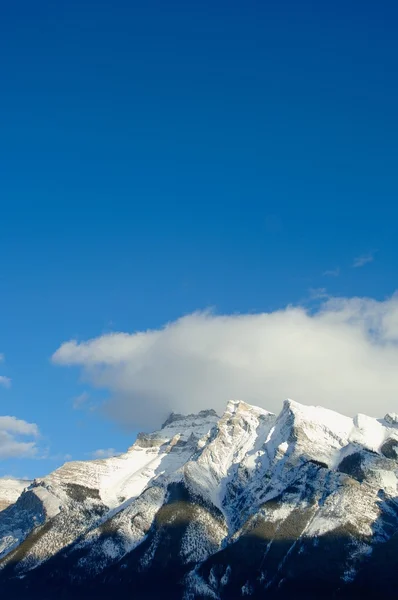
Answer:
[1,400,398,599]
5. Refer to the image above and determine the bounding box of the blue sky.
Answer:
[1,0,398,478]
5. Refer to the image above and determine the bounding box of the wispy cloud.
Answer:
[90,448,120,459]
[353,251,376,268]
[0,474,31,481]
[47,452,73,462]
[323,267,340,277]
[0,376,11,388]
[308,287,330,300]
[72,391,90,410]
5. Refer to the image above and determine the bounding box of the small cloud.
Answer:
[308,287,330,300]
[48,452,73,461]
[90,448,120,459]
[0,376,11,388]
[0,416,38,437]
[323,267,340,277]
[0,354,4,362]
[352,252,376,268]
[72,391,90,410]
[0,416,40,459]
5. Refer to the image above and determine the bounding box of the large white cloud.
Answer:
[0,416,40,459]
[52,294,398,429]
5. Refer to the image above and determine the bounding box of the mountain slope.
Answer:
[1,400,398,599]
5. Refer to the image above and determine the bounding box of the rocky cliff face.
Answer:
[1,400,398,599]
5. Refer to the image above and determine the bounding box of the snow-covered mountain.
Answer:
[1,400,398,599]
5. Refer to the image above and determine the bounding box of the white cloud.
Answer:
[0,353,4,362]
[0,416,40,459]
[353,252,376,268]
[90,448,119,459]
[323,267,340,277]
[52,293,398,429]
[0,417,39,436]
[0,376,11,388]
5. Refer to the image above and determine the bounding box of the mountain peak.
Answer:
[225,399,274,417]
[161,408,219,429]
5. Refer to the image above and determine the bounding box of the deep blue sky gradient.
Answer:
[1,0,398,476]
